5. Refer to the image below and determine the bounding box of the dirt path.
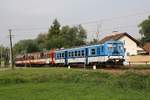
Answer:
[100,68,150,75]
[0,68,10,71]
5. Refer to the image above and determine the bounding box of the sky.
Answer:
[0,0,150,46]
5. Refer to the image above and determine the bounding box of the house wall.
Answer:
[119,36,141,56]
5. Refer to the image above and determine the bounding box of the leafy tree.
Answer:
[48,19,61,37]
[60,25,87,48]
[0,46,9,65]
[46,19,87,49]
[138,16,150,44]
[36,33,47,50]
[46,19,62,49]
[14,39,40,54]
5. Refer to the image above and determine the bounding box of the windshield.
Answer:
[107,43,124,55]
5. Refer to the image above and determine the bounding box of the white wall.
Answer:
[119,36,141,56]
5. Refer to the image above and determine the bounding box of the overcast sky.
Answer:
[0,0,150,46]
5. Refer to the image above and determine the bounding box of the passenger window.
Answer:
[119,46,123,51]
[101,46,104,52]
[69,52,71,57]
[62,53,64,58]
[91,49,96,55]
[81,50,84,56]
[108,47,112,50]
[71,52,74,57]
[59,53,61,58]
[78,51,81,56]
[57,53,59,58]
[75,51,77,56]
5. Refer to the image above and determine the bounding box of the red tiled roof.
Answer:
[99,32,140,46]
[144,43,150,52]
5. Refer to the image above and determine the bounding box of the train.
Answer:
[15,40,125,67]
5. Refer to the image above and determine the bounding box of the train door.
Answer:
[65,51,68,65]
[50,49,55,64]
[85,48,88,65]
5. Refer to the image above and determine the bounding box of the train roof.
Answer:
[55,40,123,52]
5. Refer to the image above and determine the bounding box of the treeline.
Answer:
[13,19,87,54]
[138,16,150,45]
[0,46,9,65]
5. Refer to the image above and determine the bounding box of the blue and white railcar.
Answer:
[54,40,125,66]
[55,49,66,65]
[67,47,87,65]
[87,41,124,65]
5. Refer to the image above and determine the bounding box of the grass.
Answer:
[0,67,150,100]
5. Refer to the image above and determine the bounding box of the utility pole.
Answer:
[96,22,99,41]
[96,21,102,43]
[9,29,14,70]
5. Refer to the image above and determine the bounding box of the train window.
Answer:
[59,53,61,58]
[81,50,84,56]
[57,53,61,58]
[69,52,71,57]
[119,46,123,51]
[75,51,77,56]
[78,51,81,56]
[56,54,58,58]
[71,52,74,57]
[62,53,64,58]
[108,44,113,50]
[57,53,60,58]
[101,46,104,52]
[91,48,96,55]
[108,47,112,51]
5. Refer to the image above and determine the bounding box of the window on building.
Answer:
[127,52,130,56]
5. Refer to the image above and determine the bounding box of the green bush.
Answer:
[113,72,150,91]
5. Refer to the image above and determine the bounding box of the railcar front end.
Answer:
[105,41,125,65]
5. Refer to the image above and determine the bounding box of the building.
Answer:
[99,32,144,56]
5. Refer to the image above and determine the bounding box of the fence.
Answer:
[125,55,150,65]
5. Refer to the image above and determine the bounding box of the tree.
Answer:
[60,25,87,48]
[46,19,62,49]
[36,33,47,50]
[138,16,150,44]
[48,19,61,37]
[46,19,87,49]
[14,39,40,54]
[0,46,9,65]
